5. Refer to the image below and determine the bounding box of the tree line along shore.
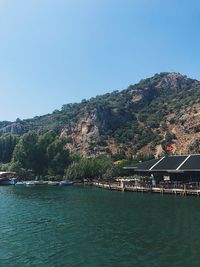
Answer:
[0,130,152,181]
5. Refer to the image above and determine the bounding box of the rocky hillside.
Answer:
[1,72,200,158]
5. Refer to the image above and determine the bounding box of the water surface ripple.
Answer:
[1,186,200,266]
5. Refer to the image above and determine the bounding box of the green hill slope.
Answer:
[1,72,200,159]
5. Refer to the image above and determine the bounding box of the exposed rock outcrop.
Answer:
[1,72,200,158]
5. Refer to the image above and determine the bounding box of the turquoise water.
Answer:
[1,186,200,267]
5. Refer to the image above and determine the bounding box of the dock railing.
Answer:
[92,180,200,196]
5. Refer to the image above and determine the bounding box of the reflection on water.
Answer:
[0,185,200,267]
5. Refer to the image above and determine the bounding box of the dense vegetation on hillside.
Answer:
[0,130,137,180]
[1,72,198,136]
[1,72,200,178]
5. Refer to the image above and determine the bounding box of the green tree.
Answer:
[65,157,114,181]
[12,131,40,175]
[0,134,19,163]
[36,130,57,175]
[47,137,70,176]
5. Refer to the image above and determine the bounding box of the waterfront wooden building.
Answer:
[124,154,200,184]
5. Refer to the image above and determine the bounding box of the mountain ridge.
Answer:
[1,72,200,158]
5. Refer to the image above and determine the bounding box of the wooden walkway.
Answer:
[92,182,200,196]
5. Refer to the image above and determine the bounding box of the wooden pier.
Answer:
[92,182,200,196]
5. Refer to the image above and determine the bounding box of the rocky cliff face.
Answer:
[0,121,26,135]
[1,72,200,158]
[166,103,200,155]
[61,112,100,157]
[59,72,200,157]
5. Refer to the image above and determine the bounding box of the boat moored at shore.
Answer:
[0,178,17,185]
[59,180,73,186]
[25,181,36,186]
[15,181,25,186]
[0,172,17,186]
[34,181,48,185]
[48,181,59,186]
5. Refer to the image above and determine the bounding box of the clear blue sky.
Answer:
[0,0,200,121]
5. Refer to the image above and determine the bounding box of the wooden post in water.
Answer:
[183,184,186,196]
[120,180,125,192]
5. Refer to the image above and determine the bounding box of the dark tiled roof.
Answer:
[179,155,200,170]
[131,155,200,172]
[152,156,187,170]
[133,158,159,170]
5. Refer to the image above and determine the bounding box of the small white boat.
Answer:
[59,180,73,186]
[25,181,36,186]
[34,181,46,185]
[48,181,59,186]
[15,181,25,186]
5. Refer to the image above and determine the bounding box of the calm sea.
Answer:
[0,185,200,267]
